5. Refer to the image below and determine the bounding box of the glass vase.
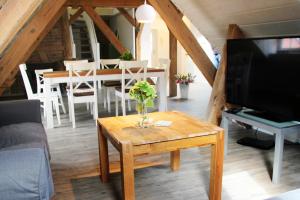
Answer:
[137,102,150,128]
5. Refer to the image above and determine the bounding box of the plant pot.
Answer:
[179,83,189,99]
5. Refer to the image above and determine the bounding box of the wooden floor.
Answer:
[46,83,300,200]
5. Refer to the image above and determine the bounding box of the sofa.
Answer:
[0,100,54,200]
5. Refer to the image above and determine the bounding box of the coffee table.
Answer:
[97,111,224,200]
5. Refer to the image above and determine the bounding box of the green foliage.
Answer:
[129,81,157,112]
[120,51,133,61]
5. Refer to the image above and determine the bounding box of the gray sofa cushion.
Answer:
[0,147,54,200]
[0,122,47,150]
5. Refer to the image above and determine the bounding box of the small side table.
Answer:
[97,111,224,200]
[222,110,300,184]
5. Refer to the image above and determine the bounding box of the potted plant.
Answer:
[175,73,196,99]
[120,51,133,61]
[129,80,157,128]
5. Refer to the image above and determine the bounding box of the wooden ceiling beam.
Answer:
[148,0,216,86]
[69,7,83,24]
[68,0,143,8]
[206,24,245,125]
[117,8,138,28]
[0,0,68,95]
[82,2,127,54]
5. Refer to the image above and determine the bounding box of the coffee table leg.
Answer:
[170,150,180,171]
[120,142,135,200]
[209,131,224,200]
[98,123,109,183]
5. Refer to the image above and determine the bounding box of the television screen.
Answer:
[226,36,300,122]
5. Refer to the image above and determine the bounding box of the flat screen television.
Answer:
[226,36,300,122]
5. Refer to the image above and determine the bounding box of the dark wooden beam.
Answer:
[206,24,244,125]
[62,10,73,60]
[169,31,177,97]
[82,2,127,54]
[68,0,143,8]
[0,0,68,95]
[117,8,138,28]
[69,7,83,24]
[148,0,216,86]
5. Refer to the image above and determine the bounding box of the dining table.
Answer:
[43,68,167,129]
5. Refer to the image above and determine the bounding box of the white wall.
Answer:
[110,9,135,55]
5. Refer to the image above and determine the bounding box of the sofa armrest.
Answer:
[0,100,42,127]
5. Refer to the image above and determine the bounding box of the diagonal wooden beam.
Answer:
[0,0,68,95]
[117,8,138,28]
[148,0,216,86]
[69,7,83,24]
[82,2,127,54]
[206,24,244,125]
[68,0,143,8]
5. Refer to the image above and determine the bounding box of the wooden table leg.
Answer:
[209,131,224,200]
[98,123,109,183]
[120,142,135,200]
[170,150,180,171]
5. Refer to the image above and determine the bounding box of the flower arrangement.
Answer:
[175,73,196,85]
[120,51,133,61]
[129,81,157,127]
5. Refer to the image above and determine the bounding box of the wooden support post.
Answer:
[206,24,244,125]
[82,2,127,54]
[135,23,144,60]
[62,10,73,60]
[69,7,83,24]
[0,0,68,96]
[148,0,216,86]
[169,31,177,97]
[117,8,138,28]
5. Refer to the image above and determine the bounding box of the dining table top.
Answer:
[43,68,165,78]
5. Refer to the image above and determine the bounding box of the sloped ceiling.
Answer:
[172,0,300,50]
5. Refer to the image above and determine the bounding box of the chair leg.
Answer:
[115,96,119,116]
[68,95,72,122]
[57,85,66,114]
[90,102,93,115]
[86,102,90,111]
[54,98,61,125]
[70,100,76,128]
[103,87,107,109]
[128,99,132,112]
[107,88,111,113]
[122,97,126,116]
[94,98,98,121]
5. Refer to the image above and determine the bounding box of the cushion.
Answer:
[0,122,47,150]
[0,148,54,200]
[115,87,130,93]
[103,81,121,87]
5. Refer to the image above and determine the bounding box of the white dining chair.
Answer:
[100,59,121,113]
[67,61,98,128]
[64,59,90,119]
[35,69,66,114]
[115,60,148,116]
[19,64,61,125]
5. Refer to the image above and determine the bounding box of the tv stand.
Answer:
[244,110,290,122]
[222,110,300,184]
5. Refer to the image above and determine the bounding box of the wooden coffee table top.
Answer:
[98,111,223,146]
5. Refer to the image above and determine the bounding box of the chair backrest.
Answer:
[19,64,34,99]
[68,61,98,96]
[64,59,89,71]
[100,59,120,69]
[35,68,53,95]
[119,60,148,91]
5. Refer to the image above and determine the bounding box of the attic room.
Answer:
[0,0,299,200]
